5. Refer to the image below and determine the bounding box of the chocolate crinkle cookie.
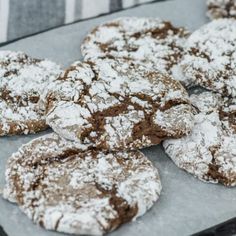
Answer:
[3,133,162,235]
[180,19,236,97]
[0,50,62,136]
[163,91,236,187]
[45,58,194,151]
[81,17,193,87]
[207,0,236,19]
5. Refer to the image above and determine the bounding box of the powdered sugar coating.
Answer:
[0,99,46,135]
[46,59,194,151]
[3,133,161,235]
[207,0,236,19]
[163,91,236,186]
[0,51,62,135]
[180,19,236,97]
[81,17,192,87]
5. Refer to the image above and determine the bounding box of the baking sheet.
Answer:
[1,0,236,235]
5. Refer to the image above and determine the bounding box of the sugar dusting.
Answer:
[0,51,62,135]
[163,92,236,186]
[3,133,161,235]
[46,58,194,150]
[81,17,192,87]
[180,19,236,97]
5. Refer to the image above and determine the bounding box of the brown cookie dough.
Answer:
[180,19,236,97]
[0,51,62,136]
[163,91,236,187]
[81,17,192,87]
[207,0,236,19]
[3,133,162,235]
[45,58,194,151]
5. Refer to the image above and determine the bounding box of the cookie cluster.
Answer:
[1,2,236,234]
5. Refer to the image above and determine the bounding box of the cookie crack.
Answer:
[95,183,138,233]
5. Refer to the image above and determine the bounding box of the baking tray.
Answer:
[1,0,236,235]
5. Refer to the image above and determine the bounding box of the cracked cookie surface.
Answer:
[207,0,236,19]
[163,91,236,186]
[81,17,192,87]
[180,19,236,97]
[3,133,162,235]
[46,59,194,151]
[0,51,62,136]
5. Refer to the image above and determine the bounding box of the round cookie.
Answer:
[180,19,236,97]
[207,0,236,19]
[3,133,162,235]
[81,17,192,87]
[0,51,62,136]
[45,58,194,151]
[163,91,236,187]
